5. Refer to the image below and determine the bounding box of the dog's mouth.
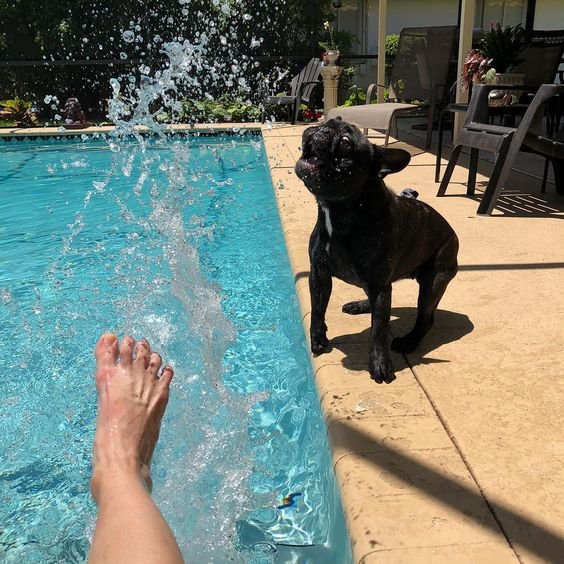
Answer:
[296,154,355,196]
[297,155,323,176]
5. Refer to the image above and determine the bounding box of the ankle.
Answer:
[91,465,148,505]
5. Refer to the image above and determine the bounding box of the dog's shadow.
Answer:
[332,306,474,372]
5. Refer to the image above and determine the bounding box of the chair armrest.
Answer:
[366,83,386,104]
[466,122,516,136]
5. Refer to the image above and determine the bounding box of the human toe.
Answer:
[95,333,119,369]
[119,335,136,367]
[147,352,162,379]
[134,339,151,369]
[159,365,174,389]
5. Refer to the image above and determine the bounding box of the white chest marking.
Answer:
[321,205,332,253]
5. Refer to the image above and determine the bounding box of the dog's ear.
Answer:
[376,147,411,178]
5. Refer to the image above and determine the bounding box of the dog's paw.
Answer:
[311,336,332,356]
[391,335,419,354]
[342,299,370,315]
[368,353,396,384]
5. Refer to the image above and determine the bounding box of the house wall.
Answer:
[345,0,459,91]
[340,0,563,94]
[534,0,564,30]
[365,0,459,55]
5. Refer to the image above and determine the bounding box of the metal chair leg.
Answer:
[541,158,550,193]
[477,133,514,215]
[467,148,479,196]
[437,145,463,196]
[425,106,434,150]
[435,109,448,183]
[553,158,564,195]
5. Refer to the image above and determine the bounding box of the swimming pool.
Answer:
[0,133,351,563]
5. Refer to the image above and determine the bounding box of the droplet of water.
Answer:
[92,180,107,192]
[0,288,13,304]
[122,30,135,43]
[109,78,121,93]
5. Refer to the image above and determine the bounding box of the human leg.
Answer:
[89,333,183,564]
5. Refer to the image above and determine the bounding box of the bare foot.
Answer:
[91,333,173,502]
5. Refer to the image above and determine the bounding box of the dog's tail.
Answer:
[399,187,419,199]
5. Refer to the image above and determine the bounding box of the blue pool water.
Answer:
[0,133,351,563]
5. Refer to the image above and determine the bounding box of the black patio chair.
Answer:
[262,58,322,125]
[435,29,564,183]
[437,83,564,215]
[327,26,458,149]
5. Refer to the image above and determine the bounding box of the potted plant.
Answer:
[319,20,340,66]
[0,97,37,127]
[480,22,525,75]
[461,23,525,91]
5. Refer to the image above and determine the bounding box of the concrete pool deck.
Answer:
[2,122,562,562]
[262,123,564,563]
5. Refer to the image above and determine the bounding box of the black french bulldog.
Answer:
[295,118,459,384]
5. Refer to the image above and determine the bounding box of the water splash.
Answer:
[0,2,351,562]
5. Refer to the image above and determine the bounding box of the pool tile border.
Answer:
[0,123,262,143]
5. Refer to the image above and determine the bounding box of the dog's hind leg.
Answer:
[392,237,458,354]
[342,299,370,315]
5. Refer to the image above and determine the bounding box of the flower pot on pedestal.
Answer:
[324,50,340,66]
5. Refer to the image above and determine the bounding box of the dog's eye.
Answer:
[339,136,353,155]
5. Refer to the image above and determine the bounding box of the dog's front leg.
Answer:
[367,284,395,384]
[309,262,332,355]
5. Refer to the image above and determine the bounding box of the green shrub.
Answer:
[385,34,400,84]
[180,95,262,123]
[0,97,37,127]
[342,85,366,107]
[385,34,400,58]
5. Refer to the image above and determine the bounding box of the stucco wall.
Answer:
[534,0,564,30]
[366,0,459,54]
